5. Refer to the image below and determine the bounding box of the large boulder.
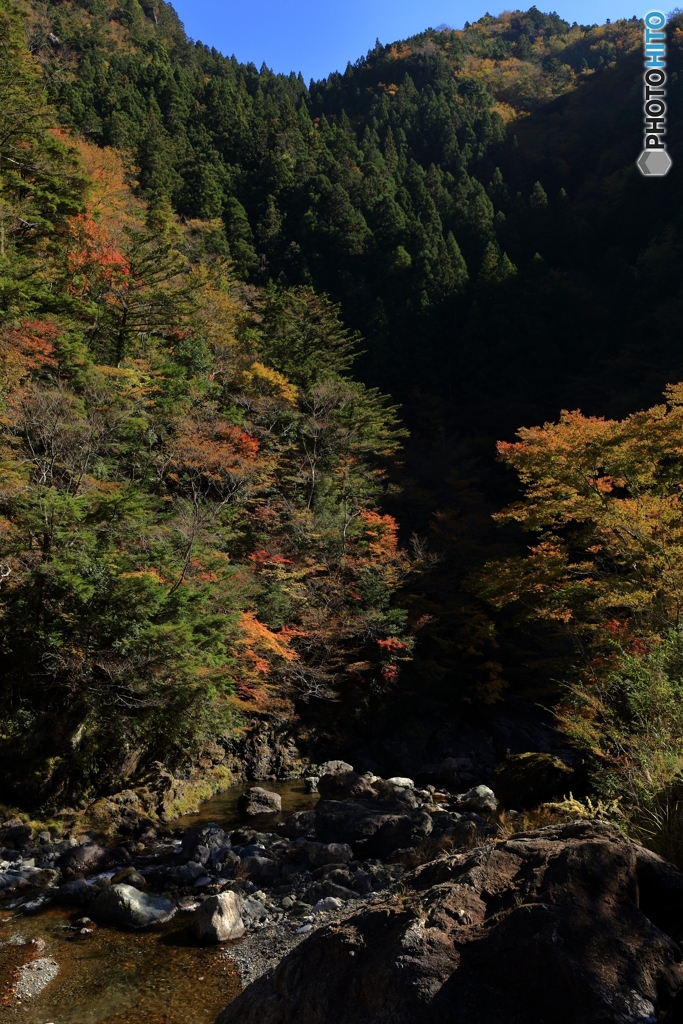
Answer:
[237,787,282,817]
[493,752,575,809]
[58,842,131,878]
[181,823,231,862]
[149,861,206,887]
[305,842,353,867]
[317,771,374,801]
[191,891,245,942]
[89,883,176,928]
[317,760,354,776]
[215,821,683,1024]
[451,785,498,814]
[283,808,317,839]
[314,799,432,857]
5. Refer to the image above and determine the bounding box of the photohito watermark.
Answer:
[637,10,673,175]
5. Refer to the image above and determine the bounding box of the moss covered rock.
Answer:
[493,752,575,810]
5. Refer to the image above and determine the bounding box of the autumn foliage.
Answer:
[0,24,415,805]
[477,389,683,823]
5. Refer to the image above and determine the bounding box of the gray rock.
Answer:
[387,777,415,789]
[317,760,354,776]
[241,896,268,925]
[191,891,245,942]
[315,799,433,857]
[0,822,32,849]
[302,880,357,903]
[0,866,60,892]
[212,847,241,876]
[181,823,231,861]
[284,809,317,839]
[26,866,61,886]
[305,842,354,867]
[240,843,271,858]
[351,870,372,895]
[452,785,498,814]
[313,866,355,888]
[0,869,25,892]
[311,896,343,914]
[304,776,320,794]
[89,883,176,928]
[15,957,59,999]
[238,787,282,817]
[240,854,280,881]
[317,771,378,801]
[153,860,206,886]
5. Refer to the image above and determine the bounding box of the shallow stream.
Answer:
[0,781,318,1024]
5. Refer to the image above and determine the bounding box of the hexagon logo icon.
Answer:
[637,149,673,176]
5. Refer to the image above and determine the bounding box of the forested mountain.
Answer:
[3,0,683,818]
[23,1,681,430]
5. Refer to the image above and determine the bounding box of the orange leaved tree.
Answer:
[476,384,683,832]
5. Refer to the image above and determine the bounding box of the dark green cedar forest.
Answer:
[4,0,683,839]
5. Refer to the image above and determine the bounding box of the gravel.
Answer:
[224,926,313,986]
[15,956,59,999]
[225,897,369,987]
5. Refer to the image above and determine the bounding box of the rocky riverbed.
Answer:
[5,754,669,1024]
[0,760,505,1021]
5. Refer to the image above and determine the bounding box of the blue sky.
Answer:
[170,0,643,82]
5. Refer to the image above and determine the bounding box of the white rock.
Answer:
[311,897,343,914]
[387,777,415,789]
[191,891,245,943]
[453,785,498,814]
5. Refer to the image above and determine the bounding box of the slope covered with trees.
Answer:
[5,0,683,829]
[0,0,418,805]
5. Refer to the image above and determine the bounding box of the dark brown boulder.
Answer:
[58,842,131,878]
[216,821,683,1024]
[312,798,432,858]
[283,808,317,839]
[317,771,375,801]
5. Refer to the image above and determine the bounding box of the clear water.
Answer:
[0,780,318,1024]
[170,778,317,834]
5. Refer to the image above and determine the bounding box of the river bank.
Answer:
[0,779,318,1023]
[0,763,509,1023]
